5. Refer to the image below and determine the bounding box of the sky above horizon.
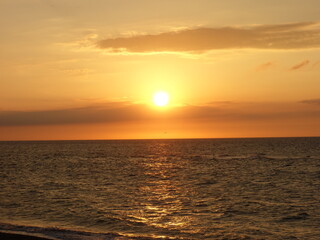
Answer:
[1,0,320,140]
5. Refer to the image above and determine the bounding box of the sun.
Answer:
[153,91,169,107]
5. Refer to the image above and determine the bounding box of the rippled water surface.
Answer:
[1,138,320,239]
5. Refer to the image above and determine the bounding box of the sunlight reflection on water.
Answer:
[1,138,320,239]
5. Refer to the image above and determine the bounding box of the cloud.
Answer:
[60,68,93,76]
[290,60,310,70]
[96,22,320,53]
[206,101,233,105]
[1,101,319,126]
[0,103,151,126]
[256,62,274,71]
[313,61,320,68]
[300,99,320,105]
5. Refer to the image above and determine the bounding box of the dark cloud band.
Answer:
[1,101,319,126]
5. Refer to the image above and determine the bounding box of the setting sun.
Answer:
[1,2,320,240]
[153,91,169,107]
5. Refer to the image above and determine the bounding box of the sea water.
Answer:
[0,138,319,239]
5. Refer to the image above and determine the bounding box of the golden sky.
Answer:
[0,0,319,140]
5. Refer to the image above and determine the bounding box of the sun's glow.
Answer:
[153,91,169,107]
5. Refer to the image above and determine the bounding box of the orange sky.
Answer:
[0,0,319,140]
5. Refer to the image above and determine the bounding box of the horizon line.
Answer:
[0,136,319,142]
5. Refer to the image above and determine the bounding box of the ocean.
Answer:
[0,138,319,240]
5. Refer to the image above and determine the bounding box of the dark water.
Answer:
[0,138,319,239]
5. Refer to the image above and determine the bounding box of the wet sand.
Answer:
[0,232,55,240]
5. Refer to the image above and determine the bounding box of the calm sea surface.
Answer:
[0,138,319,240]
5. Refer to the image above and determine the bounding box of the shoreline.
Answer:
[0,231,57,240]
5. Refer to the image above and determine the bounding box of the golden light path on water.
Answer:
[120,142,222,238]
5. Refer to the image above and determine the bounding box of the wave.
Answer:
[0,222,173,240]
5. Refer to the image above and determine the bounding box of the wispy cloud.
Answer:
[256,62,274,71]
[313,61,320,69]
[300,99,320,105]
[290,60,310,70]
[60,68,93,76]
[96,22,320,53]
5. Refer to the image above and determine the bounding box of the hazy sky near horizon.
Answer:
[1,0,319,140]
